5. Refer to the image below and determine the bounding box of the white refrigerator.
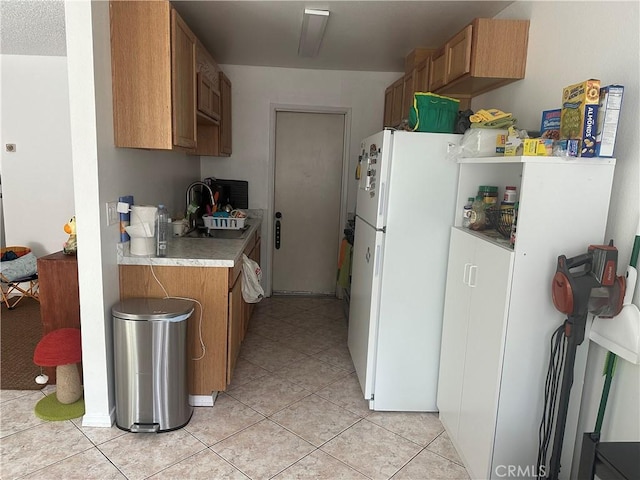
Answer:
[348,129,462,411]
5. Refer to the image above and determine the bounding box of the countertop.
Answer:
[117,217,261,268]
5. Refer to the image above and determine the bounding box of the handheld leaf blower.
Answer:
[537,241,626,480]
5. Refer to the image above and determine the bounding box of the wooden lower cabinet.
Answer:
[119,265,230,394]
[227,274,243,384]
[243,238,261,331]
[118,234,260,395]
[37,251,81,384]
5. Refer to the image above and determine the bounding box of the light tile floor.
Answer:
[0,296,470,479]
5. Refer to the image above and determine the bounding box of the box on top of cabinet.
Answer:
[596,85,624,158]
[560,79,600,157]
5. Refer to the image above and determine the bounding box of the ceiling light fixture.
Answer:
[298,8,329,57]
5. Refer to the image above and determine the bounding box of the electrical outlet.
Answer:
[106,201,118,226]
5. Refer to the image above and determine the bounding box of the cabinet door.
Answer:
[390,78,404,127]
[446,25,473,84]
[227,276,243,385]
[429,47,447,90]
[402,70,415,124]
[109,1,173,149]
[171,9,197,149]
[414,59,430,92]
[383,86,394,127]
[458,238,513,479]
[197,73,211,117]
[219,71,232,155]
[437,229,475,436]
[197,73,220,121]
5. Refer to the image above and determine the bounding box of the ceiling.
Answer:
[173,1,512,72]
[0,1,66,56]
[0,1,513,72]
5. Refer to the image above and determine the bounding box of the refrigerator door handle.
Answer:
[463,263,472,285]
[374,245,381,276]
[468,265,478,287]
[378,182,386,217]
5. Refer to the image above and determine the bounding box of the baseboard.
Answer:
[189,392,218,407]
[81,406,115,428]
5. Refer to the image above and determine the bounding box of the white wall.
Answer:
[65,0,200,426]
[1,55,75,256]
[199,64,400,213]
[473,0,639,475]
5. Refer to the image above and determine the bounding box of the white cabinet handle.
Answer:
[468,265,478,287]
[463,263,472,285]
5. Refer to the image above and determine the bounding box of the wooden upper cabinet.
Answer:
[197,73,220,121]
[414,58,430,93]
[383,86,394,127]
[402,70,415,124]
[390,77,404,127]
[110,0,172,149]
[436,18,530,97]
[110,1,197,150]
[195,40,221,123]
[171,8,197,149]
[446,25,472,84]
[219,71,232,156]
[429,47,447,91]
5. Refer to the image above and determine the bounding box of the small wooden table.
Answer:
[37,251,80,383]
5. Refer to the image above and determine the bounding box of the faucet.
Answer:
[185,181,215,231]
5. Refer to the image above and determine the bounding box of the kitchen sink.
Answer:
[184,226,250,240]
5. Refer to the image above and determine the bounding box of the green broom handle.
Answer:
[594,231,640,433]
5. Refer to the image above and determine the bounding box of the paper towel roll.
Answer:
[128,205,157,256]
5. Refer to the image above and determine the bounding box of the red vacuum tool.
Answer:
[537,241,626,480]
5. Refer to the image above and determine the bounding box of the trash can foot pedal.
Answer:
[130,423,160,433]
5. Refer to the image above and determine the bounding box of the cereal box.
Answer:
[560,79,600,157]
[595,85,624,157]
[540,109,561,140]
[505,137,553,156]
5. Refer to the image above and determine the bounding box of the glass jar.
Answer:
[478,186,499,207]
[469,195,487,231]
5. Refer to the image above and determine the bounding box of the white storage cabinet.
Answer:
[437,156,615,479]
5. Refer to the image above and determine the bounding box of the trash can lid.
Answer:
[112,298,195,320]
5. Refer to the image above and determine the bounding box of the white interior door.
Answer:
[273,111,344,295]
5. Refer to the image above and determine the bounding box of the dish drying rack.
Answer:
[202,215,247,230]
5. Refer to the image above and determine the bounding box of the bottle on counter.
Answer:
[469,195,487,231]
[462,197,474,228]
[156,204,169,257]
[503,185,517,204]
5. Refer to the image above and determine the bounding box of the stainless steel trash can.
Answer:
[112,298,194,433]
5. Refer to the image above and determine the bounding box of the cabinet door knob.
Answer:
[468,265,478,287]
[463,263,472,285]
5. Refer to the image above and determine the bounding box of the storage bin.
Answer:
[409,92,460,133]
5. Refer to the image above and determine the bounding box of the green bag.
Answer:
[409,92,460,133]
